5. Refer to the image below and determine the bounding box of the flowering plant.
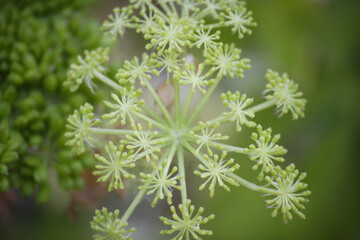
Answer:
[65,0,310,239]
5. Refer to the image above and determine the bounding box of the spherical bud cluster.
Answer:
[264,69,307,120]
[90,207,135,240]
[0,0,103,201]
[265,164,311,223]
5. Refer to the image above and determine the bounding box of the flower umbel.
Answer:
[178,63,215,95]
[160,199,215,240]
[246,125,287,180]
[93,141,135,191]
[205,43,251,79]
[194,151,240,197]
[140,163,182,207]
[116,53,158,85]
[221,91,256,132]
[264,69,307,120]
[122,123,162,161]
[102,7,132,39]
[265,164,311,223]
[102,87,144,125]
[65,103,100,155]
[90,207,135,240]
[193,28,220,52]
[65,1,310,239]
[224,7,257,39]
[65,48,109,92]
[191,122,229,156]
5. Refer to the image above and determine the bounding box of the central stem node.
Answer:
[172,128,186,144]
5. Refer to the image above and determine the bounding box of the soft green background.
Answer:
[1,0,359,239]
[202,0,360,239]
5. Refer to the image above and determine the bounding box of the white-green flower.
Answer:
[205,43,251,79]
[190,121,229,156]
[152,51,182,82]
[178,63,214,94]
[140,163,182,207]
[102,7,132,39]
[194,152,239,197]
[136,11,157,34]
[200,0,222,18]
[193,28,220,52]
[102,87,144,125]
[160,199,215,240]
[91,207,135,240]
[224,7,256,38]
[264,69,307,120]
[264,164,311,223]
[93,141,135,191]
[122,123,162,161]
[65,48,109,92]
[246,125,287,180]
[116,53,158,85]
[221,91,256,131]
[65,103,100,155]
[129,0,152,10]
[144,17,192,54]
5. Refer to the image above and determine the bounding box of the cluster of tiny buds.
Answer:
[264,164,311,223]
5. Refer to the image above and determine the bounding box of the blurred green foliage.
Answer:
[0,0,103,203]
[201,0,360,239]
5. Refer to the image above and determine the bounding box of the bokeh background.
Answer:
[1,0,359,239]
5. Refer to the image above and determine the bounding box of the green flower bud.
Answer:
[73,176,85,189]
[0,102,11,119]
[19,181,35,197]
[34,164,48,183]
[35,183,51,204]
[0,177,9,192]
[24,156,40,167]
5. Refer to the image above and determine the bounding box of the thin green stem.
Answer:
[163,142,178,176]
[90,128,136,136]
[141,104,167,126]
[211,142,247,154]
[145,135,174,146]
[135,142,172,161]
[120,146,171,225]
[181,140,208,166]
[177,145,188,214]
[203,22,224,29]
[185,77,221,128]
[94,70,122,91]
[158,1,172,15]
[194,8,211,21]
[119,188,147,225]
[169,1,178,17]
[174,80,181,126]
[228,173,278,195]
[180,88,194,128]
[147,2,170,21]
[143,79,175,128]
[181,0,188,17]
[184,136,248,154]
[246,99,277,113]
[133,112,171,132]
[189,114,231,133]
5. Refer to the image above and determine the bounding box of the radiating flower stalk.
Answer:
[65,0,310,239]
